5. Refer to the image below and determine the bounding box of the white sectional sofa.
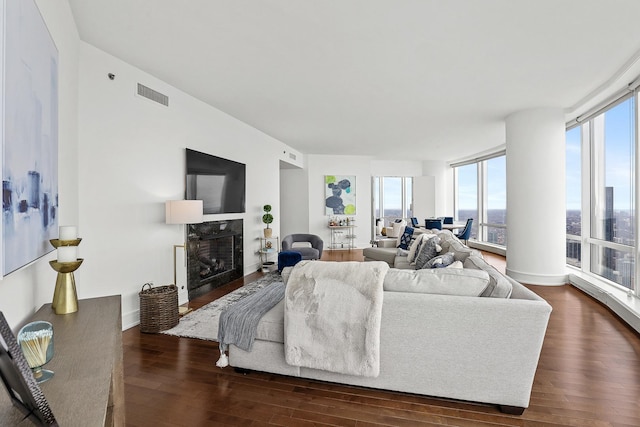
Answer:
[228,231,552,414]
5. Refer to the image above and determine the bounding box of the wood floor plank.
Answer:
[123,249,640,426]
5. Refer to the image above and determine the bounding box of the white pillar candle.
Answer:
[59,226,77,241]
[57,246,77,263]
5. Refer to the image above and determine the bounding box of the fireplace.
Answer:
[186,219,243,299]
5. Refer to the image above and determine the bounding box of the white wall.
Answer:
[422,160,453,217]
[76,42,299,328]
[306,155,373,248]
[413,176,436,220]
[0,1,79,329]
[370,160,422,177]
[280,166,309,239]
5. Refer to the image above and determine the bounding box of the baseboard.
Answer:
[569,273,640,334]
[122,309,140,331]
[122,267,267,331]
[506,268,567,285]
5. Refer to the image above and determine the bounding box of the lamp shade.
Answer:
[165,200,204,224]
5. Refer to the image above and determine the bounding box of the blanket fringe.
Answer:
[216,353,229,368]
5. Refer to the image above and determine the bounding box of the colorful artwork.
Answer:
[325,175,356,215]
[2,0,59,275]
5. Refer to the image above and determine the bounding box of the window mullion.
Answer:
[582,121,592,275]
[635,92,640,295]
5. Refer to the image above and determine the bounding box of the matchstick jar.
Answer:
[17,321,54,383]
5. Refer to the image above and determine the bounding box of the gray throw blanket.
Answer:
[216,281,285,367]
[284,261,388,377]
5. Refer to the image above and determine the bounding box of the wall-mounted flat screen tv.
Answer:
[186,148,246,214]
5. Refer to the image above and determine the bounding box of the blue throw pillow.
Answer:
[397,226,414,250]
[425,252,455,269]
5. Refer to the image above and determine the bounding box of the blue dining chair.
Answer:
[454,218,473,244]
[424,218,442,230]
[443,217,454,225]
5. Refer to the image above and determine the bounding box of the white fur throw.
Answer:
[284,260,389,377]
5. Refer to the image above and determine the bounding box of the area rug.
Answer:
[161,272,283,341]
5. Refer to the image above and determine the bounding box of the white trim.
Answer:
[449,147,506,169]
[569,271,640,334]
[467,240,506,257]
[506,268,567,286]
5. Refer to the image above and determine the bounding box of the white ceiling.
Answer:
[67,0,640,162]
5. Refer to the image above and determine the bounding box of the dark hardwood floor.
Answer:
[123,250,640,426]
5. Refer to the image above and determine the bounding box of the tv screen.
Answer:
[186,149,246,214]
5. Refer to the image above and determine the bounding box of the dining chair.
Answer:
[454,218,473,244]
[424,218,442,230]
[443,216,454,225]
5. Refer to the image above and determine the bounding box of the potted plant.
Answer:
[262,204,274,237]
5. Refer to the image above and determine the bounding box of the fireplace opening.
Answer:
[197,236,234,282]
[187,219,243,299]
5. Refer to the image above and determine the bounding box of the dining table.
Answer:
[441,221,467,231]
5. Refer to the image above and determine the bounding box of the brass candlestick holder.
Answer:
[49,238,83,315]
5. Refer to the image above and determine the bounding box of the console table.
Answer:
[328,224,357,250]
[0,295,124,426]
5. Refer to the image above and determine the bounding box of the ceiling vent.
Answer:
[137,83,169,107]
[289,153,296,160]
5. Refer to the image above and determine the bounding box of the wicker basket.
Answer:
[139,283,179,333]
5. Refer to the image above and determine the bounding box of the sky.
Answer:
[566,97,635,211]
[456,156,506,211]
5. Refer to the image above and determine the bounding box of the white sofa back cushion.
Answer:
[463,255,513,298]
[383,268,490,297]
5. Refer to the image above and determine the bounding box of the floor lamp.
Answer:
[166,200,204,315]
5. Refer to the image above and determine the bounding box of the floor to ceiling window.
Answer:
[485,156,507,245]
[566,125,582,267]
[567,95,636,292]
[454,164,478,239]
[372,176,414,228]
[453,152,506,245]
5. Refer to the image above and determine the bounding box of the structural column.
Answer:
[506,108,567,285]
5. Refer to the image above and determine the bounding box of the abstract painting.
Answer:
[2,0,59,275]
[325,175,356,215]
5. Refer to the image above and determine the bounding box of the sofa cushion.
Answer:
[437,231,479,263]
[383,268,490,297]
[463,255,513,298]
[377,238,397,248]
[414,236,441,269]
[363,247,397,266]
[393,256,413,269]
[255,300,285,343]
[446,260,464,269]
[397,226,414,249]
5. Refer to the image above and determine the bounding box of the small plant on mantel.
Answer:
[262,204,274,238]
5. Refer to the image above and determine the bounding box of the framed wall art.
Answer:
[2,0,59,276]
[325,175,356,215]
